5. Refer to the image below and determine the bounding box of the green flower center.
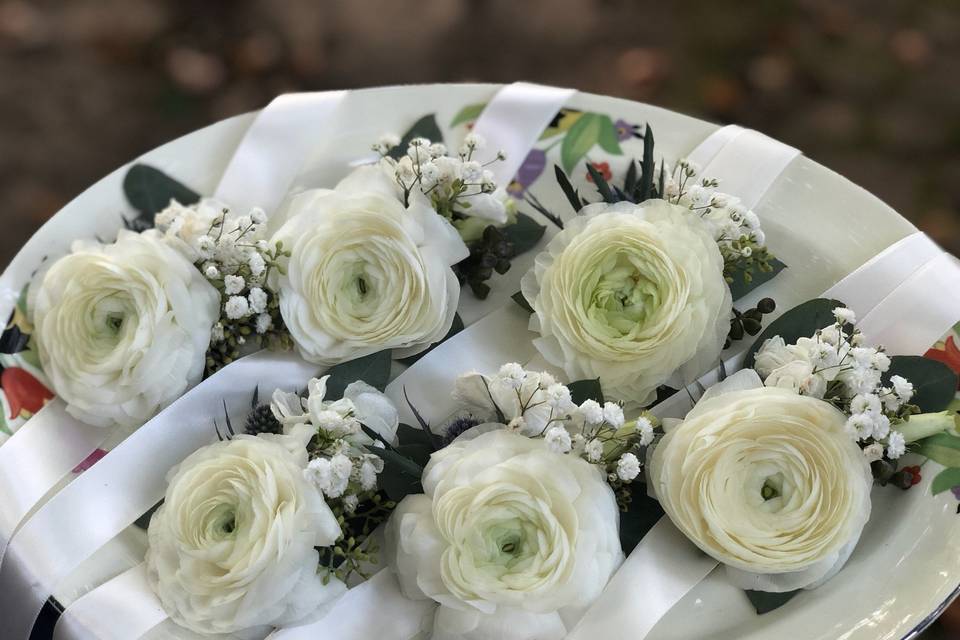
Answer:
[586,252,661,336]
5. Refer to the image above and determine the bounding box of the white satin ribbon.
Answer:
[567,520,719,640]
[385,304,537,427]
[470,83,575,187]
[53,563,165,640]
[214,91,348,215]
[268,569,432,640]
[0,350,320,639]
[822,232,940,316]
[684,124,800,210]
[858,251,960,355]
[0,401,110,566]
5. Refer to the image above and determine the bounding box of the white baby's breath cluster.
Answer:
[373,132,512,225]
[451,362,657,488]
[663,159,774,286]
[754,306,914,460]
[155,199,288,370]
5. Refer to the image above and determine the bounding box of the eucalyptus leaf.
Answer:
[560,113,603,173]
[395,443,433,467]
[745,589,800,615]
[324,349,392,399]
[123,164,200,221]
[916,433,960,468]
[397,423,440,451]
[501,213,546,255]
[388,114,444,160]
[399,314,464,366]
[568,378,604,405]
[932,467,960,495]
[885,355,958,413]
[370,448,424,501]
[728,257,787,302]
[450,103,485,127]
[512,291,534,314]
[743,298,846,370]
[619,486,664,554]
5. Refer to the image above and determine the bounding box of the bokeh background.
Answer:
[1,0,959,634]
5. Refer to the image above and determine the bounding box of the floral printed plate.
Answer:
[5,84,954,640]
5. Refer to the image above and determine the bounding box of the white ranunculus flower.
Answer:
[29,230,219,429]
[520,199,731,406]
[648,370,873,592]
[270,165,469,365]
[146,434,345,635]
[386,428,623,640]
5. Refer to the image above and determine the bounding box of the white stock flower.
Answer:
[146,435,344,635]
[890,375,914,403]
[29,230,218,429]
[648,371,872,592]
[520,199,731,405]
[270,165,468,365]
[386,429,623,640]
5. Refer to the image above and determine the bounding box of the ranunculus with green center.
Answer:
[648,370,873,592]
[270,165,469,365]
[520,199,731,406]
[386,428,623,640]
[29,230,219,429]
[146,433,345,635]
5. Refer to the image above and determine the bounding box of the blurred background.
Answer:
[0,0,959,636]
[1,0,960,266]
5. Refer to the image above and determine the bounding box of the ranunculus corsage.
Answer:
[269,165,469,366]
[648,369,873,592]
[29,229,219,429]
[521,198,731,405]
[145,432,345,635]
[385,427,624,640]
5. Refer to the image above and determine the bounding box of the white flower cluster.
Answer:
[373,132,511,225]
[452,363,656,483]
[271,375,399,510]
[155,199,283,345]
[754,306,914,460]
[663,159,770,267]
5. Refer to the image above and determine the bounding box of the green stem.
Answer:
[899,411,960,443]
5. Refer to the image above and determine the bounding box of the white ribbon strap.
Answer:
[214,91,348,215]
[471,82,575,187]
[53,563,166,640]
[858,251,960,356]
[385,304,537,427]
[567,520,718,640]
[684,124,800,210]
[0,401,109,566]
[823,232,940,316]
[0,350,320,639]
[268,569,432,640]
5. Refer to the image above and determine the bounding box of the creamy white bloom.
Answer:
[521,199,731,405]
[649,371,872,592]
[29,230,218,428]
[386,428,623,640]
[146,435,345,635]
[270,165,468,364]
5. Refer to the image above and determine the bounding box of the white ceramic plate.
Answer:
[4,84,956,640]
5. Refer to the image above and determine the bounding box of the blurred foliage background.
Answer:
[0,0,959,635]
[1,0,958,264]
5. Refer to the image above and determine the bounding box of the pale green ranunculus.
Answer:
[520,199,731,406]
[386,428,623,640]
